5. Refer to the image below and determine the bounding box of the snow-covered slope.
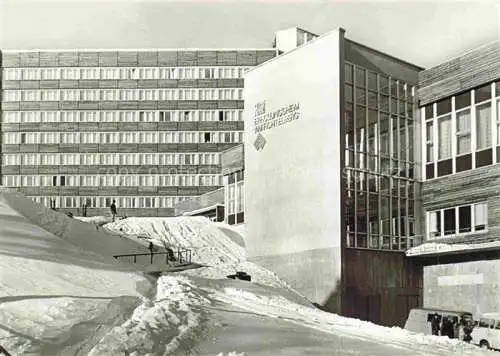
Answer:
[104,217,305,293]
[0,190,154,355]
[0,189,149,257]
[105,216,247,265]
[1,191,496,355]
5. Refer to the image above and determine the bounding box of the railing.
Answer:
[113,248,192,266]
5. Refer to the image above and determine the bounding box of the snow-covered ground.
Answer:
[0,190,496,355]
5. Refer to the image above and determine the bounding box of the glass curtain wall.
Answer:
[344,62,421,251]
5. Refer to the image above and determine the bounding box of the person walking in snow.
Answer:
[110,200,117,222]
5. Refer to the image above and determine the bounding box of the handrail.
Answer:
[113,248,192,265]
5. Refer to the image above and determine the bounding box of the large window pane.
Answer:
[345,63,353,83]
[475,202,487,231]
[497,100,500,145]
[438,115,452,159]
[428,211,441,238]
[355,67,366,87]
[356,88,365,105]
[476,103,491,149]
[426,121,434,162]
[456,109,471,154]
[443,208,456,235]
[367,72,377,91]
[458,205,472,233]
[379,76,389,94]
[345,84,353,102]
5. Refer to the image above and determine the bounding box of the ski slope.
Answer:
[0,189,496,355]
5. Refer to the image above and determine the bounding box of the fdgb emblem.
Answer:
[253,133,267,151]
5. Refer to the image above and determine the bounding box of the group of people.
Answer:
[430,313,472,342]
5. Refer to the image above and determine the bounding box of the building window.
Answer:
[437,115,452,159]
[427,202,488,239]
[456,109,471,154]
[476,102,491,150]
[423,84,500,180]
[426,121,433,162]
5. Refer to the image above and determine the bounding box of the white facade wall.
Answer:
[244,28,344,305]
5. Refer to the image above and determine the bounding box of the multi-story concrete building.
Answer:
[0,48,276,216]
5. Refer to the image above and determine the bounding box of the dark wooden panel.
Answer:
[2,52,20,67]
[138,52,158,66]
[39,52,58,67]
[456,154,472,173]
[342,248,422,327]
[98,52,118,66]
[476,149,493,168]
[78,52,99,66]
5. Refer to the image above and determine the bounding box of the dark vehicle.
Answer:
[227,271,251,282]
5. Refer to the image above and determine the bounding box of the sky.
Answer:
[0,0,499,68]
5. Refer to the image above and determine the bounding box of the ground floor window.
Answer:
[426,202,487,239]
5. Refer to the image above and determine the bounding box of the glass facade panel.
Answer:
[344,62,419,251]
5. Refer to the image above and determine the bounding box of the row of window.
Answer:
[2,89,244,102]
[344,62,415,100]
[426,202,488,239]
[3,131,244,144]
[3,152,219,166]
[31,195,190,209]
[423,82,500,179]
[2,110,243,123]
[3,67,251,81]
[4,174,223,187]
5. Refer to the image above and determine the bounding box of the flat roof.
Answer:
[246,27,423,75]
[246,26,345,75]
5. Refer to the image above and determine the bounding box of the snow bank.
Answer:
[0,190,155,355]
[406,241,500,256]
[208,287,495,356]
[104,216,247,266]
[74,215,112,226]
[105,217,306,295]
[88,275,211,356]
[0,189,148,257]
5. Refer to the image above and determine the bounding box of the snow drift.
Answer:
[0,189,155,355]
[1,190,496,355]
